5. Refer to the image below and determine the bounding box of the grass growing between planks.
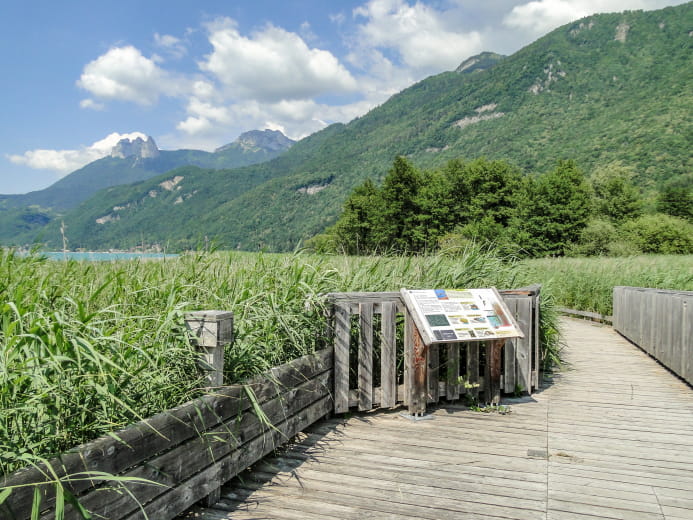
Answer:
[2,245,543,481]
[517,254,693,316]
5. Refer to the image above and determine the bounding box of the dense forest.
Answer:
[311,156,693,257]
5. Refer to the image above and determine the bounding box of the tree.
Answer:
[656,180,693,221]
[371,156,423,252]
[513,160,593,256]
[326,179,381,254]
[590,163,643,223]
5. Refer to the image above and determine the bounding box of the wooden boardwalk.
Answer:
[183,318,693,520]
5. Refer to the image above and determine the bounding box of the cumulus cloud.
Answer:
[503,0,666,37]
[353,0,483,73]
[200,18,358,102]
[77,45,177,105]
[8,132,147,174]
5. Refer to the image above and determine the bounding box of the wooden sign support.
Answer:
[409,321,428,416]
[484,339,505,405]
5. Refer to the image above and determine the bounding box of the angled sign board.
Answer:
[400,287,524,346]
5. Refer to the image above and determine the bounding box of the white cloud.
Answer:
[200,18,358,102]
[79,98,105,111]
[77,45,176,105]
[7,132,147,174]
[503,0,667,37]
[154,32,187,59]
[353,0,483,73]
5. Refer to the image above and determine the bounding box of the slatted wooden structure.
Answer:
[182,317,693,520]
[613,286,693,385]
[327,286,541,414]
[0,350,333,520]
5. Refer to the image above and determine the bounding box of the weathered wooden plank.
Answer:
[409,317,428,415]
[358,303,374,411]
[403,310,414,407]
[668,294,683,377]
[503,297,518,392]
[533,291,541,390]
[558,307,612,323]
[124,396,333,520]
[427,343,439,404]
[0,348,333,519]
[380,301,397,408]
[50,371,333,520]
[483,339,504,405]
[333,303,351,414]
[683,295,693,384]
[446,343,460,401]
[465,341,480,402]
[514,297,533,394]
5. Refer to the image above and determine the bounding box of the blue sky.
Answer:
[1,0,685,194]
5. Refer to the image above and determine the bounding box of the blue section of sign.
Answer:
[435,289,448,300]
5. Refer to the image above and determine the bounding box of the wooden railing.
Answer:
[326,286,542,414]
[0,314,332,520]
[613,286,692,385]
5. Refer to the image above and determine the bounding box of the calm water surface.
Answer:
[41,252,178,261]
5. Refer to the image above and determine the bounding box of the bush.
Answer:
[620,214,693,254]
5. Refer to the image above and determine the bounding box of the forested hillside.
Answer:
[7,3,692,252]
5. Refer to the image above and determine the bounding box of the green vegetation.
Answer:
[3,3,691,252]
[517,254,693,315]
[316,156,692,257]
[1,246,535,478]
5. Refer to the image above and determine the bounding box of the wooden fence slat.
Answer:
[533,291,540,390]
[404,310,414,407]
[358,303,374,411]
[427,343,439,404]
[466,341,479,402]
[334,304,351,414]
[380,302,397,408]
[668,296,683,377]
[514,297,533,394]
[683,296,692,384]
[446,343,460,401]
[503,298,518,393]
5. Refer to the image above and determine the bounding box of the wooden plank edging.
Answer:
[1,349,333,520]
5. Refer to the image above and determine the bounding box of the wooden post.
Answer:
[408,321,429,415]
[484,339,505,405]
[184,311,233,388]
[183,310,233,507]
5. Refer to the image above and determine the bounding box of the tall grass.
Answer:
[1,245,532,478]
[517,255,693,315]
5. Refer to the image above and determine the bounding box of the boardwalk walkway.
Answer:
[184,318,693,520]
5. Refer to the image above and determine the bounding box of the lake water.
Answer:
[40,252,178,261]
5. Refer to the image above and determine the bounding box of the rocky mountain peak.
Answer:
[455,52,505,74]
[215,129,295,154]
[111,136,160,159]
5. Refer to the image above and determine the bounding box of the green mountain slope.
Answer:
[9,3,693,251]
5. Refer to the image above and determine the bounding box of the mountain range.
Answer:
[1,3,691,251]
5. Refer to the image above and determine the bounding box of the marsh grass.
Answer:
[518,255,693,315]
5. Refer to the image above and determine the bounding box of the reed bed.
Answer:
[1,246,535,478]
[517,255,693,316]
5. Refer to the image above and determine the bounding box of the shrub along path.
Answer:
[183,318,693,520]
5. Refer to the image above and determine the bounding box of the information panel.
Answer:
[400,287,524,345]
